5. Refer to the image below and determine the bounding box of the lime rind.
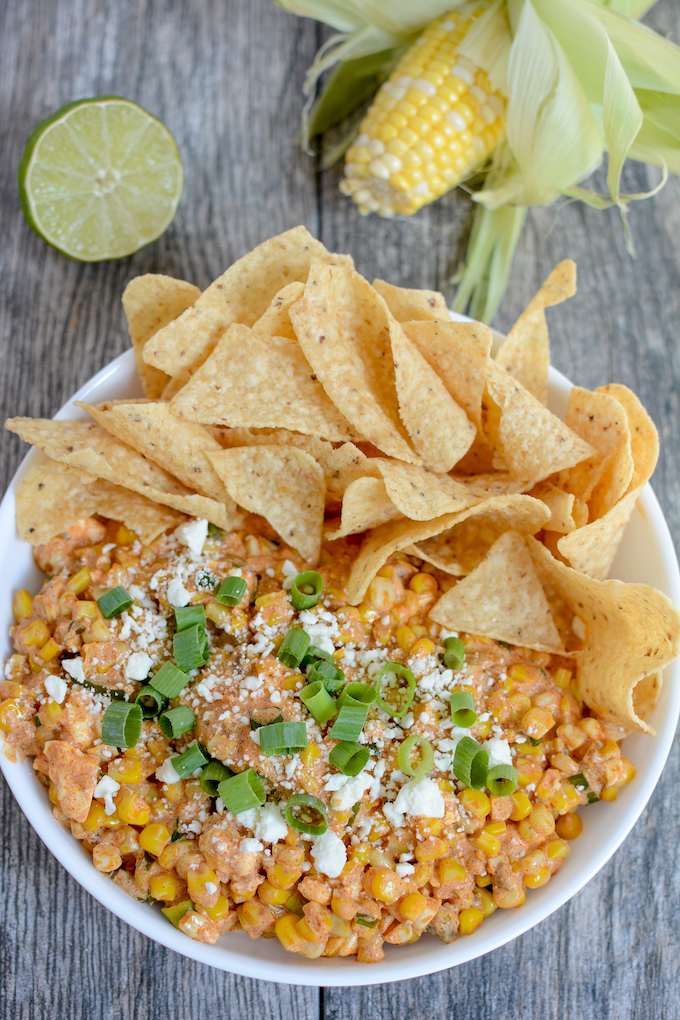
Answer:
[19,97,184,262]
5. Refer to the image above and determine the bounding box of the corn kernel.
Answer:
[187,862,219,901]
[547,838,571,861]
[92,844,122,872]
[458,788,490,819]
[600,786,618,802]
[519,804,556,844]
[12,590,33,622]
[414,837,449,863]
[21,619,51,648]
[259,879,291,906]
[107,757,143,785]
[410,638,435,656]
[370,868,403,904]
[300,743,320,767]
[396,625,416,651]
[437,858,466,884]
[524,867,550,889]
[38,637,61,663]
[139,823,171,856]
[115,524,137,545]
[275,913,305,953]
[408,572,438,595]
[554,668,571,689]
[116,791,150,826]
[83,800,120,831]
[149,873,179,902]
[399,893,437,926]
[509,790,532,821]
[459,906,483,936]
[479,887,497,917]
[66,567,91,594]
[470,830,501,857]
[520,706,555,739]
[269,863,302,890]
[0,698,24,732]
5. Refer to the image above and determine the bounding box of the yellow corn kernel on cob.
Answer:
[341,5,506,218]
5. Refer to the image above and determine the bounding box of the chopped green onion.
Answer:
[284,890,306,916]
[587,791,600,804]
[329,703,368,742]
[149,662,190,698]
[97,586,133,619]
[453,736,488,790]
[397,734,434,778]
[277,628,311,669]
[285,793,328,835]
[171,742,208,779]
[307,658,344,695]
[301,645,334,668]
[200,759,234,797]
[290,571,324,611]
[498,640,510,650]
[374,662,415,719]
[101,701,142,748]
[161,899,194,928]
[215,576,247,606]
[218,769,266,813]
[337,682,375,709]
[249,708,283,730]
[259,721,308,756]
[355,913,378,928]
[159,706,195,739]
[329,740,369,776]
[442,635,465,670]
[173,624,209,671]
[174,605,206,632]
[569,773,588,790]
[520,733,542,747]
[299,681,337,725]
[135,685,164,719]
[486,764,518,796]
[449,690,477,728]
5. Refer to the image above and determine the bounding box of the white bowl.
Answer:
[1,348,679,988]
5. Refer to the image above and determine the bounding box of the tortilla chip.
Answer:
[77,401,235,507]
[252,282,304,339]
[455,474,533,497]
[372,279,450,323]
[374,461,479,521]
[169,324,357,443]
[430,532,563,652]
[122,274,201,399]
[484,362,596,481]
[347,493,551,604]
[207,446,325,564]
[527,538,680,734]
[289,263,419,463]
[5,418,235,530]
[16,461,183,545]
[391,322,476,472]
[325,478,403,539]
[143,227,353,376]
[495,261,576,405]
[559,386,633,513]
[556,485,643,580]
[161,372,191,401]
[529,481,578,534]
[597,384,659,494]
[410,493,551,576]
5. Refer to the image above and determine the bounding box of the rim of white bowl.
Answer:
[1,347,678,988]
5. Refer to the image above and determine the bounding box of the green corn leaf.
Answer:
[453,202,526,322]
[308,47,403,137]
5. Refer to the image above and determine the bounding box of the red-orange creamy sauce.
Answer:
[1,515,635,962]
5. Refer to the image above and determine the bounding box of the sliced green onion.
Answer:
[337,682,375,710]
[173,624,209,671]
[218,769,266,813]
[159,706,196,739]
[397,734,434,778]
[329,740,369,776]
[135,685,164,719]
[200,759,234,797]
[259,721,308,756]
[442,635,465,670]
[308,658,345,695]
[161,899,194,928]
[374,662,415,719]
[520,733,542,747]
[174,605,206,632]
[587,791,599,804]
[449,690,477,728]
[355,913,379,929]
[290,571,324,611]
[149,662,190,698]
[101,701,142,748]
[569,773,588,790]
[171,742,208,779]
[301,645,334,668]
[329,703,368,742]
[486,764,518,796]
[215,576,247,606]
[285,793,328,835]
[250,707,283,730]
[300,681,337,725]
[277,628,311,669]
[453,736,488,790]
[97,586,133,619]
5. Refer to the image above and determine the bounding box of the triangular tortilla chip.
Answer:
[484,362,596,481]
[169,325,357,442]
[5,418,235,530]
[372,279,450,323]
[143,227,353,376]
[495,261,576,405]
[374,461,479,521]
[325,478,403,539]
[16,461,183,545]
[559,386,633,514]
[556,485,643,580]
[122,274,200,399]
[529,481,579,534]
[597,384,658,495]
[207,445,325,564]
[390,323,476,472]
[252,282,305,340]
[455,474,532,497]
[527,538,680,734]
[430,532,563,652]
[289,263,419,463]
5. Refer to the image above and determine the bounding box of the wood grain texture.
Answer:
[1,1,679,1018]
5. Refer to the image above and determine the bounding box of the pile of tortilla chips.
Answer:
[5,226,679,737]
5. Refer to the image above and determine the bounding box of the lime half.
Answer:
[19,97,184,261]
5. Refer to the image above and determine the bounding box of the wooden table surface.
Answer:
[1,2,679,1017]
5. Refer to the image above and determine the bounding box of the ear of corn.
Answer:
[341,6,506,218]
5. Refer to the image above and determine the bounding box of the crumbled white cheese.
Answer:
[311,829,347,878]
[236,803,288,844]
[281,560,298,590]
[388,777,445,822]
[484,737,513,769]
[125,651,153,681]
[128,583,153,609]
[156,757,181,784]
[175,518,209,556]
[62,657,86,683]
[239,838,264,853]
[328,771,373,812]
[204,881,218,895]
[298,608,339,655]
[396,862,415,877]
[44,675,68,704]
[167,577,192,607]
[94,774,120,815]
